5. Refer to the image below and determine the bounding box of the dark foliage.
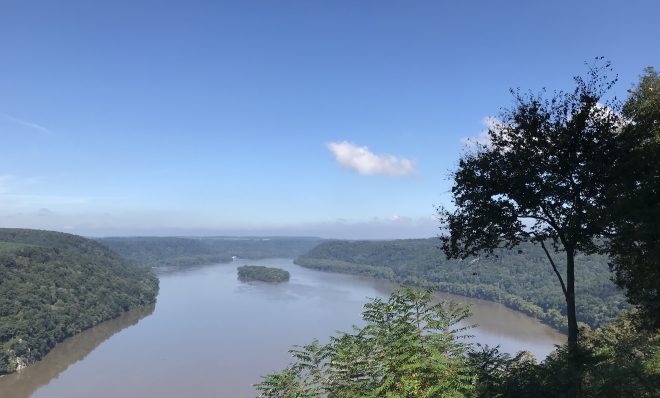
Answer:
[469,311,660,398]
[606,67,660,329]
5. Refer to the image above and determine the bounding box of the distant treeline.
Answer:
[97,236,323,268]
[0,229,158,375]
[295,239,628,331]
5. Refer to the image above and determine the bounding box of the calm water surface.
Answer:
[0,258,564,398]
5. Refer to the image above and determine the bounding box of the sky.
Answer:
[1,0,659,239]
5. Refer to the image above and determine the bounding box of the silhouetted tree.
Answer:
[439,59,621,353]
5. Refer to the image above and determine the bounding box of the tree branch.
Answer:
[538,203,568,245]
[539,240,568,299]
[518,213,553,224]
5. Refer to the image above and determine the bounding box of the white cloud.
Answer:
[325,141,415,177]
[461,116,500,147]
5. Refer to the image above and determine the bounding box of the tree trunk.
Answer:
[566,248,578,348]
[565,248,580,398]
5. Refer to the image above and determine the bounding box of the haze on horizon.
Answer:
[1,1,659,239]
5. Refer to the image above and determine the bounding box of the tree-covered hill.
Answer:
[97,236,323,268]
[0,228,158,375]
[295,239,628,331]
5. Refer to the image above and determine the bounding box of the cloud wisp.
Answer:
[1,113,52,135]
[325,141,415,177]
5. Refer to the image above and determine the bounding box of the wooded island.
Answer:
[237,265,290,283]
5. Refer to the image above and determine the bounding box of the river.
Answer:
[0,258,564,398]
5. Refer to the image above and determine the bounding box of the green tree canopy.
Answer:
[607,67,660,329]
[439,59,621,351]
[256,287,475,398]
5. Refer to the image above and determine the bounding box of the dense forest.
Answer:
[0,229,158,375]
[237,265,290,283]
[98,236,323,268]
[295,239,627,331]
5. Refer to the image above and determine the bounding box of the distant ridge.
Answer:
[97,236,324,268]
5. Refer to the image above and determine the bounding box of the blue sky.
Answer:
[1,0,659,238]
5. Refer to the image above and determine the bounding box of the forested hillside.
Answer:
[0,229,158,375]
[295,239,627,331]
[98,236,323,268]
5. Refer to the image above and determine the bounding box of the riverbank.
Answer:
[294,239,627,332]
[294,256,569,332]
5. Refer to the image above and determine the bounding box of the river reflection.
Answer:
[0,304,155,398]
[0,259,564,398]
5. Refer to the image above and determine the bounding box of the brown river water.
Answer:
[0,258,564,398]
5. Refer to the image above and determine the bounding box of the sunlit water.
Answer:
[0,258,564,398]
